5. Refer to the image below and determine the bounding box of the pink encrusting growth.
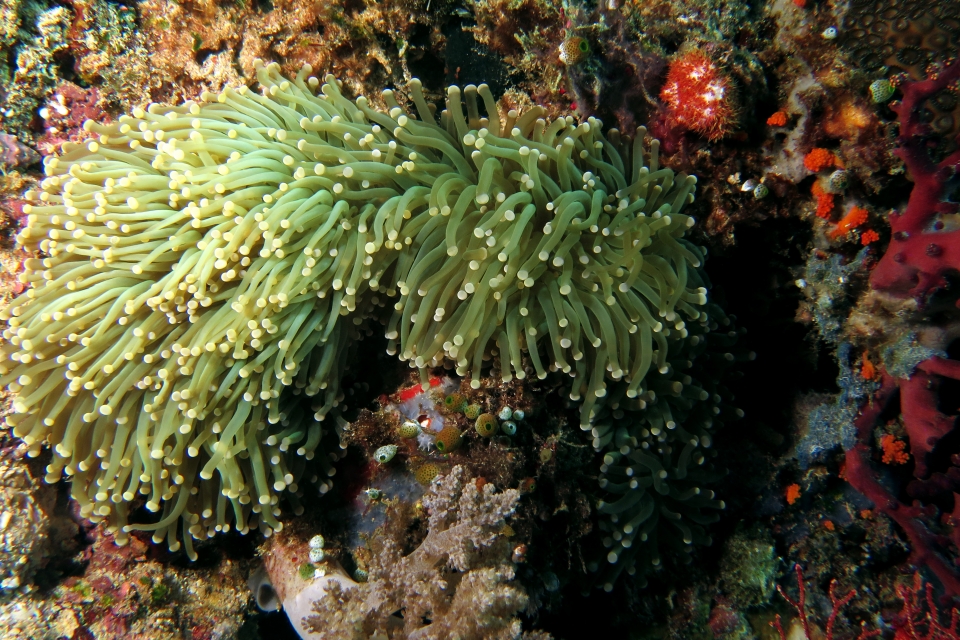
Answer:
[659,50,737,141]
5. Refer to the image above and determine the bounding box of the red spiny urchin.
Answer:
[659,50,737,141]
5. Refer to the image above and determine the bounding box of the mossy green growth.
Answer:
[151,582,170,605]
[464,404,482,420]
[718,525,780,608]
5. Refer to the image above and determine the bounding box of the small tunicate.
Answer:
[309,548,325,563]
[398,419,421,439]
[354,568,369,582]
[513,409,525,420]
[475,413,498,437]
[828,169,849,193]
[309,534,325,549]
[740,179,758,192]
[374,444,398,463]
[498,406,513,421]
[501,420,517,435]
[435,426,462,452]
[559,37,590,66]
[869,79,895,104]
[752,183,769,200]
[821,26,838,40]
[414,463,441,485]
[444,392,467,412]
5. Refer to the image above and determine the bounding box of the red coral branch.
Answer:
[894,573,960,639]
[771,564,880,639]
[773,564,813,639]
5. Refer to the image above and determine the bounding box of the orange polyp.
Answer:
[804,148,837,173]
[811,182,835,219]
[785,483,801,505]
[829,206,869,239]
[767,111,789,127]
[861,352,876,380]
[880,434,910,465]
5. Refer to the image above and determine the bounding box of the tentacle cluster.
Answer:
[2,60,729,578]
[588,317,742,589]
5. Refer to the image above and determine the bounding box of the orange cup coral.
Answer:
[766,111,788,127]
[829,205,869,239]
[803,148,838,173]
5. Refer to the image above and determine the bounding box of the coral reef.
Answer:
[0,133,40,171]
[843,363,960,596]
[45,525,254,640]
[1,6,71,142]
[1,55,730,593]
[3,0,960,634]
[302,465,531,639]
[890,572,960,638]
[771,564,879,639]
[718,525,779,609]
[831,62,960,598]
[65,0,153,111]
[137,0,448,108]
[0,449,254,639]
[35,82,106,156]
[0,456,51,592]
[839,0,960,83]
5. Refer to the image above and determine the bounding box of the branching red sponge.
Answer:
[660,50,737,141]
[870,60,960,298]
[842,61,960,598]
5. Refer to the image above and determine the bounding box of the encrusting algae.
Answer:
[2,59,730,586]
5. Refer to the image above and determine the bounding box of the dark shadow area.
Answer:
[406,23,446,93]
[535,217,831,636]
[256,609,300,639]
[442,18,510,98]
[940,337,960,417]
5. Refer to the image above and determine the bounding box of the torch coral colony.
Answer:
[2,60,729,588]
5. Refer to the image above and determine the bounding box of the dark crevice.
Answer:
[406,23,445,93]
[442,18,510,97]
